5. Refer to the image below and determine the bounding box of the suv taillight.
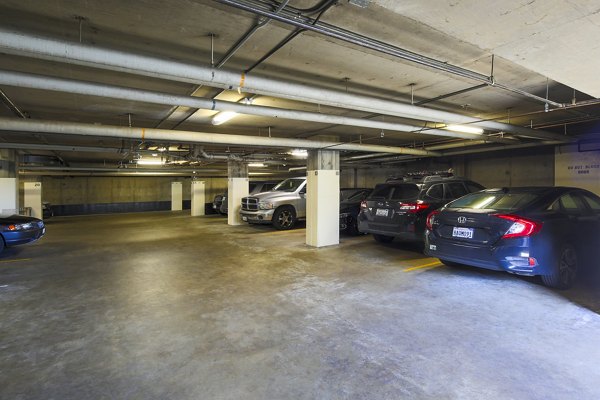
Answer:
[425,210,440,231]
[360,200,368,209]
[494,214,542,239]
[399,201,430,213]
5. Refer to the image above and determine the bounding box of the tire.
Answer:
[0,236,5,254]
[346,216,361,236]
[373,234,394,243]
[440,259,462,267]
[272,206,296,230]
[541,244,578,289]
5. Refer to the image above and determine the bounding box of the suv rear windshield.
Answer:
[447,192,538,211]
[370,184,420,201]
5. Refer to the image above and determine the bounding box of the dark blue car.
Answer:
[0,215,46,254]
[424,187,600,289]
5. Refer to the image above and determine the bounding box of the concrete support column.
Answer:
[227,161,249,226]
[0,149,18,214]
[171,181,183,211]
[24,181,42,218]
[190,180,205,216]
[306,150,340,248]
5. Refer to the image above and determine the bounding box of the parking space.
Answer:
[2,212,600,399]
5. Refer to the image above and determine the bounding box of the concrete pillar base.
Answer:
[306,150,340,248]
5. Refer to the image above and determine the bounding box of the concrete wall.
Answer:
[35,176,227,205]
[20,176,228,215]
[341,148,554,189]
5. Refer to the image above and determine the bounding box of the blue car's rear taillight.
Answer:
[494,214,542,239]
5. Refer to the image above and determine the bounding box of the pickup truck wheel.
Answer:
[273,206,296,230]
[373,234,394,243]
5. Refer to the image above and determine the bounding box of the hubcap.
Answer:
[278,211,293,227]
[559,247,577,286]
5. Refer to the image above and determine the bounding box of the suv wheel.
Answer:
[272,206,296,230]
[373,234,394,243]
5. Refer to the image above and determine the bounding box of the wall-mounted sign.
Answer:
[555,145,600,196]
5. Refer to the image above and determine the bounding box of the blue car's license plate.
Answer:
[452,227,473,238]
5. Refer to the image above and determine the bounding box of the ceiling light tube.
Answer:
[248,162,266,167]
[211,111,238,125]
[445,124,484,134]
[137,158,164,165]
[290,149,308,157]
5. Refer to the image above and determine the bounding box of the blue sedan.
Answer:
[424,187,600,289]
[0,215,46,254]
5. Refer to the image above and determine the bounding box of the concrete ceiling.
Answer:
[0,0,598,175]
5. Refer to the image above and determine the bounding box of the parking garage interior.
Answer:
[1,1,600,399]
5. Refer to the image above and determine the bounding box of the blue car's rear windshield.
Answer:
[447,192,538,211]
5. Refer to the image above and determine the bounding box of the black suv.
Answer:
[357,173,484,244]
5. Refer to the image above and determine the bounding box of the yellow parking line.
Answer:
[0,258,31,264]
[403,260,442,272]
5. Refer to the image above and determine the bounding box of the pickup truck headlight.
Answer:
[258,201,274,210]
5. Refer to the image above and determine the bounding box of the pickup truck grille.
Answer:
[241,197,259,211]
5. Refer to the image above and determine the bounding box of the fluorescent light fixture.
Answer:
[290,149,308,157]
[445,124,484,134]
[248,163,266,167]
[211,111,238,125]
[137,158,164,166]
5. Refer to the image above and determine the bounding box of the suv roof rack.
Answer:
[386,169,455,183]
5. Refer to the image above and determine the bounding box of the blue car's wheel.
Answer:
[542,245,578,289]
[0,236,5,254]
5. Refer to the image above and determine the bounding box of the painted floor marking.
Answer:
[0,258,31,264]
[403,260,443,272]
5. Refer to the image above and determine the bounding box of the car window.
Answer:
[369,184,419,201]
[559,193,581,214]
[448,192,538,210]
[466,182,485,193]
[447,182,468,199]
[346,190,370,201]
[581,193,600,213]
[389,185,420,201]
[273,178,305,192]
[425,184,443,200]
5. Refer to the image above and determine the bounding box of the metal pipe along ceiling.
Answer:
[0,117,440,156]
[0,70,512,143]
[216,0,565,108]
[0,28,571,143]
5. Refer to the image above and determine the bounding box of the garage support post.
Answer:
[171,181,183,211]
[306,150,340,248]
[24,182,42,219]
[0,149,19,214]
[190,180,205,216]
[227,161,249,226]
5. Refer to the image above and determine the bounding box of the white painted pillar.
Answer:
[190,180,206,216]
[24,181,42,219]
[171,181,183,211]
[0,178,18,215]
[0,150,18,214]
[227,161,249,226]
[306,150,340,248]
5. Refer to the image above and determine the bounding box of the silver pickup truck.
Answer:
[240,177,307,230]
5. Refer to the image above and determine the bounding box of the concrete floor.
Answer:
[2,211,600,399]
